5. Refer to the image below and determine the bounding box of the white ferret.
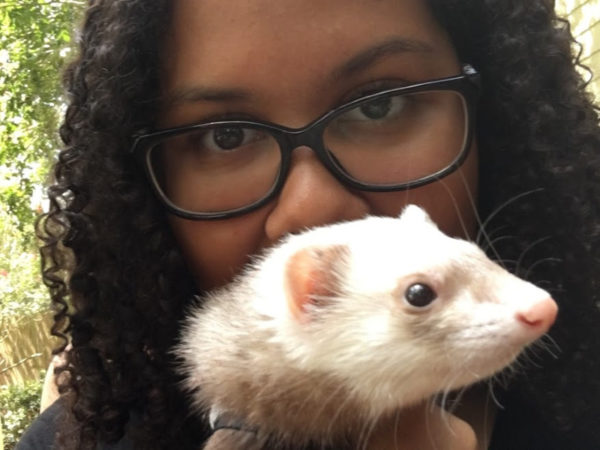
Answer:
[176,205,558,449]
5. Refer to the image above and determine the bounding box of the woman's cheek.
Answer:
[169,206,274,290]
[169,144,478,290]
[364,143,479,239]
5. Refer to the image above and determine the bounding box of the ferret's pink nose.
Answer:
[516,297,558,332]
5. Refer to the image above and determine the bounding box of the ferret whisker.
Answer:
[475,188,544,246]
[528,335,557,361]
[534,279,555,290]
[282,372,339,421]
[324,384,361,441]
[518,346,544,369]
[541,333,561,356]
[178,206,558,449]
[478,223,505,240]
[269,373,347,446]
[427,392,452,446]
[423,398,437,450]
[487,258,517,269]
[435,370,469,431]
[439,408,455,440]
[436,389,457,425]
[455,167,488,240]
[430,393,442,415]
[447,386,468,415]
[534,334,561,360]
[480,383,493,445]
[437,175,471,242]
[495,365,514,388]
[508,355,529,376]
[476,221,510,246]
[486,378,505,410]
[524,257,563,280]
[305,378,348,439]
[481,231,514,254]
[424,397,447,450]
[515,236,552,278]
[393,408,402,450]
[357,416,379,450]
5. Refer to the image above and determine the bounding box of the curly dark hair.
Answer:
[36,0,600,448]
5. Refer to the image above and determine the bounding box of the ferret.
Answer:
[176,205,558,449]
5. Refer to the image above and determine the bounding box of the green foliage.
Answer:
[0,372,44,450]
[0,0,84,244]
[0,1,85,317]
[0,201,48,319]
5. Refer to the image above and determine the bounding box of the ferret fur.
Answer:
[176,205,557,449]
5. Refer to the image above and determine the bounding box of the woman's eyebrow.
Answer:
[164,37,434,107]
[163,86,251,107]
[330,37,434,81]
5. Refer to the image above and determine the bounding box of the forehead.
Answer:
[163,0,457,91]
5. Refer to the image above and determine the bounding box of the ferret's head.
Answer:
[263,205,558,414]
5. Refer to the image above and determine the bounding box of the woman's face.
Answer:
[161,0,478,290]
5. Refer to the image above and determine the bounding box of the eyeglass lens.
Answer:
[146,89,468,214]
[325,90,467,185]
[148,127,282,213]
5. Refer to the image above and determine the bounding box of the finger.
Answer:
[202,429,264,450]
[365,403,478,450]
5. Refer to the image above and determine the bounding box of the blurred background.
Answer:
[0,1,599,449]
[558,0,600,98]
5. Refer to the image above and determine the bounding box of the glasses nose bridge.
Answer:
[281,118,326,155]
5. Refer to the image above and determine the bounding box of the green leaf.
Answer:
[0,0,85,316]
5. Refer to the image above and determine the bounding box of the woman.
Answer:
[20,0,600,448]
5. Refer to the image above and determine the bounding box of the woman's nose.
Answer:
[264,146,370,241]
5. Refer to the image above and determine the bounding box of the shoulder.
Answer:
[16,400,65,450]
[16,400,134,450]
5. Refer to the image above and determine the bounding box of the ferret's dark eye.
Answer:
[405,283,437,308]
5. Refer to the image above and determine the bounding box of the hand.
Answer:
[202,402,479,450]
[202,428,264,450]
[365,402,478,450]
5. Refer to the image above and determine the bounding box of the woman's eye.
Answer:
[189,126,264,152]
[212,127,246,150]
[348,95,408,122]
[360,97,393,120]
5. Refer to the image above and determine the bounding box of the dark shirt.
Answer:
[19,394,597,450]
[16,401,133,450]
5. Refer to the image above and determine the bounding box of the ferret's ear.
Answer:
[399,204,438,229]
[285,245,347,322]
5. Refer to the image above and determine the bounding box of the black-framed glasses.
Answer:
[131,64,481,220]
